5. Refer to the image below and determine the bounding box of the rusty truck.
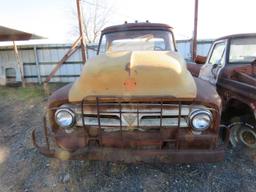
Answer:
[187,33,256,148]
[33,22,229,163]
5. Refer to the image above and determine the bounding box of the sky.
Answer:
[0,0,256,45]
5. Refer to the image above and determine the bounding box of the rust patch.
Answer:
[123,78,137,91]
[252,59,256,77]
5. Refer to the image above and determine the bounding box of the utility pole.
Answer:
[192,0,198,61]
[76,0,87,64]
[43,0,87,94]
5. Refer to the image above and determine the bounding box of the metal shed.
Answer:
[0,40,213,84]
[0,26,43,86]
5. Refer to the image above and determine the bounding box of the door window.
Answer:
[209,42,226,65]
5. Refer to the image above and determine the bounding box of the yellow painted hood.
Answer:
[69,51,197,101]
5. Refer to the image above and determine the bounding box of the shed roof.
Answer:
[0,26,44,41]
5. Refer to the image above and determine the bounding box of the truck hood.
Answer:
[69,51,197,101]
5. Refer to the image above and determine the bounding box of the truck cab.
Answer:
[188,34,256,148]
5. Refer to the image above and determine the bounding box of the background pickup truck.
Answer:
[187,33,256,148]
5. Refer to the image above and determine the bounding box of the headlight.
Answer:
[55,108,76,130]
[189,110,212,133]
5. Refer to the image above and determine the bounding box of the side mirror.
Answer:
[212,63,218,69]
[195,55,207,65]
[211,63,219,78]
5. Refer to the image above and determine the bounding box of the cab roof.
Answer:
[102,23,173,34]
[216,33,256,41]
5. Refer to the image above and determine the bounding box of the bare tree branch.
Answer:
[72,0,113,44]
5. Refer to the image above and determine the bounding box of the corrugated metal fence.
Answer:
[176,39,213,59]
[0,44,97,84]
[0,40,212,84]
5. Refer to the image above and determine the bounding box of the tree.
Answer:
[74,0,113,44]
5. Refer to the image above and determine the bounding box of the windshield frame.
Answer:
[227,36,256,65]
[97,29,177,55]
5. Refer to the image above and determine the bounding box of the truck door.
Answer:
[199,40,227,85]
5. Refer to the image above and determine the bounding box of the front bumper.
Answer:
[32,126,230,163]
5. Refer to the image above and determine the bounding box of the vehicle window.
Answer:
[98,30,175,54]
[209,42,226,65]
[99,35,107,54]
[111,37,165,52]
[229,37,256,64]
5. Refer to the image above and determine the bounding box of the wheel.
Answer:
[229,122,256,149]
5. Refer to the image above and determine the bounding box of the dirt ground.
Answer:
[0,85,256,192]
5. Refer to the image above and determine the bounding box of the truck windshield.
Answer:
[98,30,175,54]
[229,37,256,64]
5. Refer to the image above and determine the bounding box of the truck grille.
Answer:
[63,96,211,132]
[75,105,189,131]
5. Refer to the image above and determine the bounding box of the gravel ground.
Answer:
[0,85,256,192]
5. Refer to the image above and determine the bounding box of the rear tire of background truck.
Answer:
[229,116,256,149]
